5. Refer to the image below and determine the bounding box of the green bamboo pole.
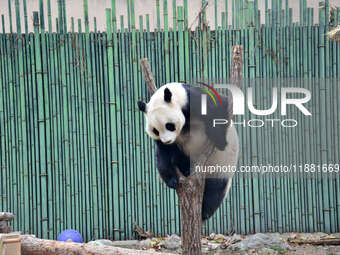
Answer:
[1,15,5,34]
[13,0,25,233]
[46,25,56,239]
[62,0,67,32]
[171,0,178,78]
[106,8,119,241]
[81,2,95,239]
[265,0,269,26]
[225,0,228,27]
[156,0,161,30]
[23,0,28,34]
[214,0,217,29]
[47,0,52,32]
[232,0,235,28]
[57,0,63,33]
[40,0,52,238]
[184,8,190,81]
[77,18,81,33]
[68,26,79,233]
[64,29,75,233]
[119,15,132,238]
[138,14,148,233]
[221,20,226,80]
[163,0,170,82]
[71,17,74,33]
[177,6,184,82]
[202,0,208,80]
[254,0,259,27]
[8,0,13,33]
[84,0,89,34]
[113,0,124,239]
[172,0,176,29]
[33,11,45,238]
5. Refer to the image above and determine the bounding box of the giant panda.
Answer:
[137,82,239,220]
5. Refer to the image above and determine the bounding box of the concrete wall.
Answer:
[0,0,339,32]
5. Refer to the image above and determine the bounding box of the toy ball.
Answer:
[57,229,83,243]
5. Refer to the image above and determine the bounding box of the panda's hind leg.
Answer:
[202,178,229,221]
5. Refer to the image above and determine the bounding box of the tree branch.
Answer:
[140,58,157,95]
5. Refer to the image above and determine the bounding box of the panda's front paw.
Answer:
[166,177,179,189]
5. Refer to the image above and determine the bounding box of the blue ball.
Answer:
[57,229,83,243]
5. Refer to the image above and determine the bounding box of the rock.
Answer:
[309,232,328,239]
[202,247,210,253]
[260,247,276,254]
[0,212,14,221]
[266,232,282,239]
[280,232,293,241]
[139,238,152,249]
[160,234,181,250]
[209,233,216,240]
[88,239,114,246]
[332,233,340,238]
[231,233,243,243]
[214,234,227,242]
[201,238,209,245]
[208,242,220,250]
[111,240,139,248]
[229,233,291,251]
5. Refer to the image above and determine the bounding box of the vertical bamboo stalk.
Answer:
[184,0,188,29]
[23,0,28,34]
[177,6,184,82]
[163,0,170,83]
[83,0,89,34]
[201,0,208,80]
[57,0,63,33]
[47,0,52,32]
[7,0,13,33]
[62,0,67,32]
[156,0,160,30]
[225,0,228,27]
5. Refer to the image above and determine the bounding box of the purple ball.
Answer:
[57,229,83,243]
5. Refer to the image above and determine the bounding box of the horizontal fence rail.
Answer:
[0,0,340,241]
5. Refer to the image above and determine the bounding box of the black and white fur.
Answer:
[138,83,239,220]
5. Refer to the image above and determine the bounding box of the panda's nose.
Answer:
[163,140,172,144]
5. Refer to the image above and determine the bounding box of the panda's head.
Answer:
[137,84,187,145]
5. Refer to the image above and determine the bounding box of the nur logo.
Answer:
[200,83,312,117]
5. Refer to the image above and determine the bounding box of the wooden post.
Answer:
[228,45,243,120]
[230,45,243,87]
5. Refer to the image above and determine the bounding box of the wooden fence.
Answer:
[0,0,340,241]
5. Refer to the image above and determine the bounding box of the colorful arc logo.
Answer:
[199,82,223,105]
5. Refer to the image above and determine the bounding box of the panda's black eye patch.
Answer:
[165,123,176,131]
[153,128,159,136]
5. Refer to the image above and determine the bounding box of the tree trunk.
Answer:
[176,176,205,254]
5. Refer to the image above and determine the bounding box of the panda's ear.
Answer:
[164,88,172,103]
[137,101,147,113]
